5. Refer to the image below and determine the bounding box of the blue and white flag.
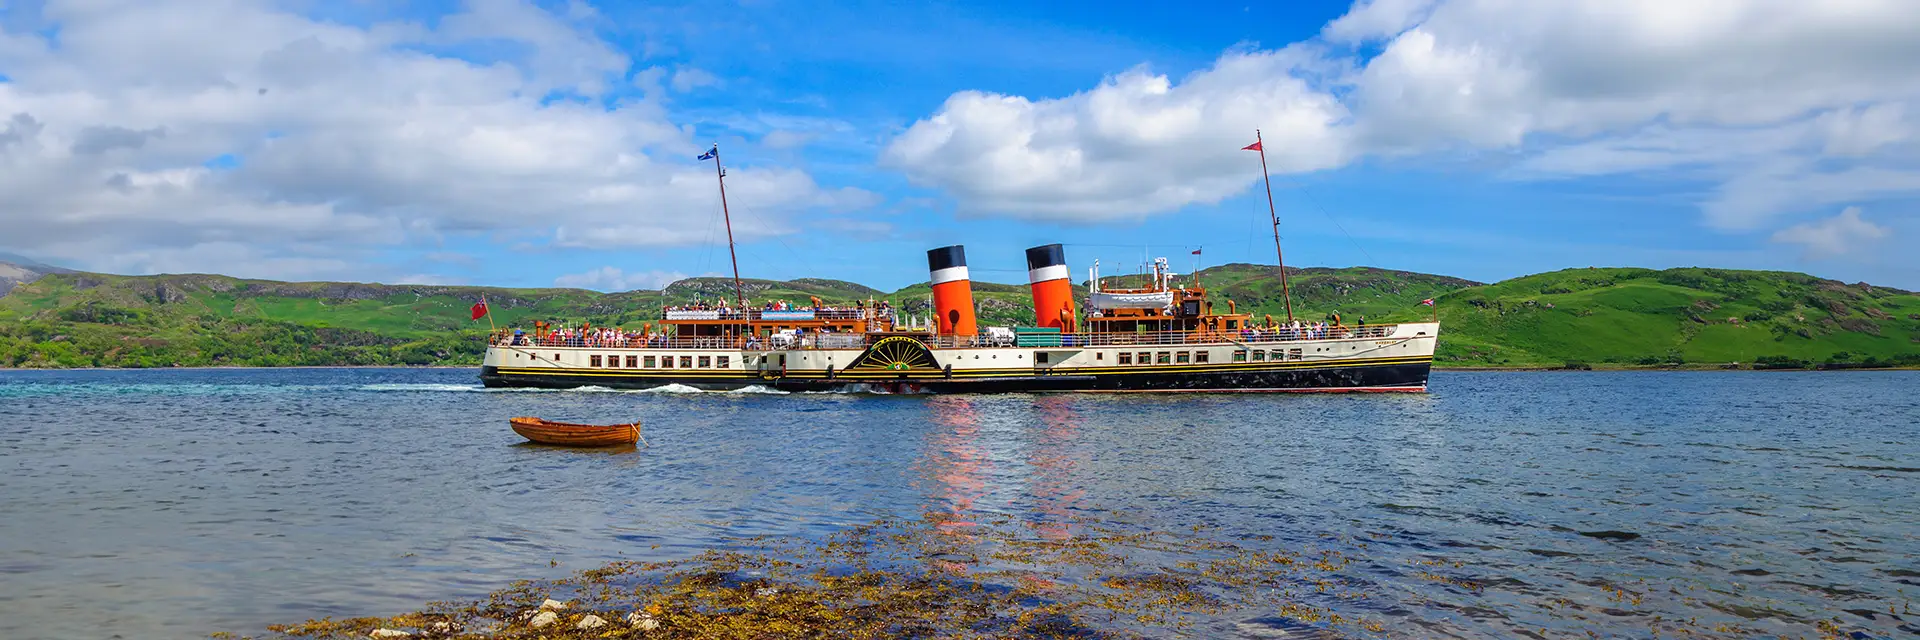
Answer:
[697,147,716,161]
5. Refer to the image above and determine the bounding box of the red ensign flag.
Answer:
[1242,141,1262,151]
[470,301,488,320]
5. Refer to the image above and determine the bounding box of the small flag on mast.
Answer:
[1421,298,1435,306]
[697,146,716,161]
[469,301,488,320]
[1191,249,1202,255]
[1242,140,1262,151]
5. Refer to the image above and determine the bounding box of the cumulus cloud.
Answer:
[1771,207,1889,259]
[0,0,869,281]
[883,50,1348,221]
[886,0,1920,238]
[554,266,688,291]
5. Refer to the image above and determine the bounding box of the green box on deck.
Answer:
[1014,326,1062,347]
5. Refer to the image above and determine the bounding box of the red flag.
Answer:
[1421,298,1435,306]
[1191,249,1202,255]
[469,301,488,320]
[1242,140,1262,151]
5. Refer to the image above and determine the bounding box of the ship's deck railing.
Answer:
[660,307,892,322]
[487,324,1407,350]
[915,325,1402,349]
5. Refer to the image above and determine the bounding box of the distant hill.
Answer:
[0,264,1914,369]
[0,253,74,297]
[1429,267,1920,368]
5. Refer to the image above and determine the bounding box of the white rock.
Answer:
[528,610,558,629]
[626,611,660,631]
[754,587,779,598]
[539,598,569,610]
[369,630,412,639]
[426,621,456,634]
[576,614,607,630]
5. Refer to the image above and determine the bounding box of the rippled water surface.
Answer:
[1,368,1915,639]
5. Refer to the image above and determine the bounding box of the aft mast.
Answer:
[1247,130,1295,324]
[701,143,747,310]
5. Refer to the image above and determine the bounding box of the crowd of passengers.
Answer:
[1238,319,1373,342]
[661,297,894,315]
[498,313,1384,348]
[503,326,664,348]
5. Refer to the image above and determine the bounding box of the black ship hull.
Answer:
[480,358,1431,394]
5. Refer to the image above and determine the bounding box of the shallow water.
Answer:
[0,368,1915,638]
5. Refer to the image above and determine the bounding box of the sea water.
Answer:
[0,368,1914,638]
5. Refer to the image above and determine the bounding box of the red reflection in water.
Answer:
[1028,396,1084,541]
[922,396,986,536]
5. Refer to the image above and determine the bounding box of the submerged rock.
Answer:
[576,614,607,630]
[528,610,558,629]
[368,630,412,639]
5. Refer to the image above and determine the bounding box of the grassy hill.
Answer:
[0,263,1914,369]
[1430,267,1920,368]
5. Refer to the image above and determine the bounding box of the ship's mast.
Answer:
[706,143,747,310]
[1253,129,1296,324]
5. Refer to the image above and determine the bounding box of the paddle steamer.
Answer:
[479,138,1438,393]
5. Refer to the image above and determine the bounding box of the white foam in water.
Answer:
[728,385,789,395]
[355,383,488,392]
[635,383,706,394]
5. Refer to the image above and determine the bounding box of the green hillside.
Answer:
[0,265,1914,369]
[1429,267,1920,368]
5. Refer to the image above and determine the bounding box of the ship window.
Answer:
[717,356,730,368]
[553,353,561,362]
[1036,352,1049,364]
[1136,352,1150,365]
[1253,350,1266,361]
[1156,352,1170,364]
[1196,351,1209,363]
[607,355,620,368]
[1226,320,1238,329]
[680,356,693,368]
[698,356,711,368]
[1289,348,1303,360]
[590,355,602,367]
[1176,352,1190,364]
[626,355,638,368]
[662,356,674,368]
[644,356,656,368]
[1096,352,1103,360]
[1118,352,1132,365]
[1233,350,1247,362]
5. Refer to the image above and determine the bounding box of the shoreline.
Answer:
[2,364,1914,373]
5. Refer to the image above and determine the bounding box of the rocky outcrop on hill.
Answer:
[0,254,75,297]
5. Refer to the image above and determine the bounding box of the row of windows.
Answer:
[1236,348,1305,362]
[584,354,730,369]
[1112,350,1211,365]
[1100,348,1305,365]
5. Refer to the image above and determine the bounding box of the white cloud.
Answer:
[0,0,869,280]
[1322,0,1435,44]
[886,0,1920,238]
[761,129,815,150]
[1771,207,1890,259]
[669,66,721,93]
[554,266,687,291]
[883,49,1349,221]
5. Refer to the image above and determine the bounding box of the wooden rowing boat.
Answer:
[509,417,642,447]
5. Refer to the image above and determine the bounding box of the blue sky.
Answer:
[1,0,1916,291]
